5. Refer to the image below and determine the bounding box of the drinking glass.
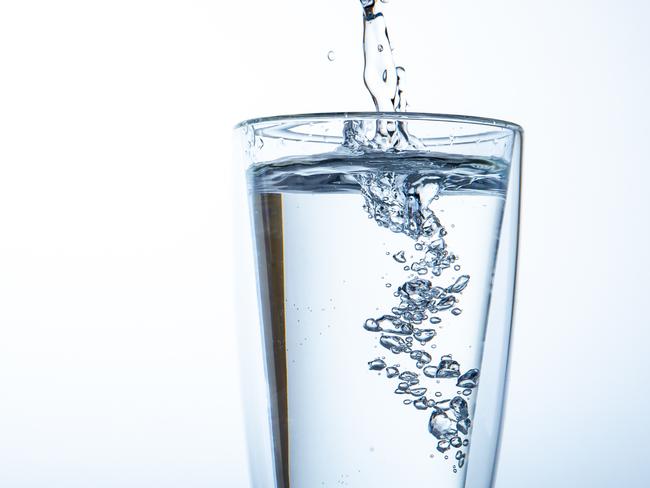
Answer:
[233,113,522,488]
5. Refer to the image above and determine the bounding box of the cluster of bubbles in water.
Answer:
[349,0,481,472]
[355,169,480,470]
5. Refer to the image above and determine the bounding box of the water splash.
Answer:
[347,0,417,149]
[360,0,405,112]
[352,0,478,473]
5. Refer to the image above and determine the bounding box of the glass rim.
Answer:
[234,111,523,133]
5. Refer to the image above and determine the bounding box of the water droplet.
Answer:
[385,283,392,288]
[403,399,412,405]
[429,316,442,324]
[462,439,469,447]
[454,265,461,271]
[368,358,387,371]
[435,391,442,398]
[327,50,336,61]
[462,389,472,396]
[451,308,462,316]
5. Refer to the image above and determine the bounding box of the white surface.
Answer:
[1,0,649,486]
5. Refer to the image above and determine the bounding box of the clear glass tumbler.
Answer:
[233,113,522,488]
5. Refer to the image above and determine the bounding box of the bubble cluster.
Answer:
[357,170,479,471]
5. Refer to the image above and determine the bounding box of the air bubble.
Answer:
[414,328,436,344]
[429,411,457,439]
[393,250,406,263]
[437,440,450,453]
[423,366,438,378]
[448,275,470,293]
[368,358,387,371]
[413,397,428,410]
[450,396,469,420]
[399,371,418,382]
[364,318,382,332]
[457,368,480,388]
[457,418,471,435]
[410,350,432,368]
[385,367,399,378]
[327,50,336,61]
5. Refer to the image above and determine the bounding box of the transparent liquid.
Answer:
[249,152,508,487]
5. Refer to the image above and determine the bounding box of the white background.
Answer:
[1,1,649,486]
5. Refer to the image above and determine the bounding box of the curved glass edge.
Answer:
[234,111,523,134]
[466,131,522,488]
